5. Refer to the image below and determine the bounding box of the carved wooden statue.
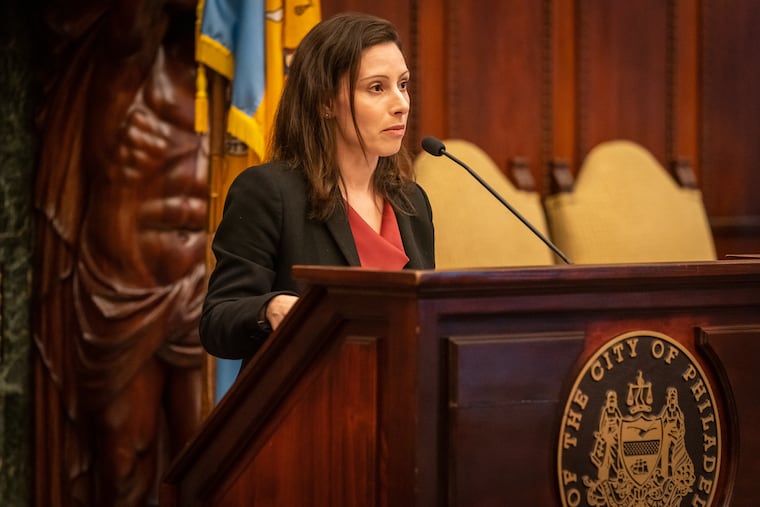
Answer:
[33,1,205,505]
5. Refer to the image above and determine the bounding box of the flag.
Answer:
[196,0,321,162]
[196,0,321,403]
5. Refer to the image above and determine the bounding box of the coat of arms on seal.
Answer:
[557,332,721,507]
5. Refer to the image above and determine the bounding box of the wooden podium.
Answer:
[161,260,760,506]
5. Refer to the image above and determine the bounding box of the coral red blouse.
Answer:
[346,201,409,270]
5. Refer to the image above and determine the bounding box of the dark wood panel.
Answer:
[449,332,585,403]
[551,0,579,173]
[700,325,760,507]
[447,0,547,181]
[701,0,760,256]
[712,220,760,259]
[448,332,585,505]
[451,404,557,505]
[577,0,670,164]
[672,0,700,175]
[416,0,448,146]
[321,0,413,36]
[214,337,380,507]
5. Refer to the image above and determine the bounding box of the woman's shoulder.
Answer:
[238,160,302,181]
[221,161,309,217]
[231,161,307,192]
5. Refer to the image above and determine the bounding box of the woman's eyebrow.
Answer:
[358,70,410,82]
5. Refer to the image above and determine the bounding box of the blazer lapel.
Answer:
[395,211,424,269]
[325,206,361,266]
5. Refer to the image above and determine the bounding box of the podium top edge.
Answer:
[292,259,760,292]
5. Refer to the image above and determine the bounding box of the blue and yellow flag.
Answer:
[196,0,320,404]
[196,0,321,161]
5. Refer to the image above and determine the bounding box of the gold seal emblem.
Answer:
[557,332,721,506]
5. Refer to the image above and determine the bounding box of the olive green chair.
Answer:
[544,140,716,264]
[414,139,556,268]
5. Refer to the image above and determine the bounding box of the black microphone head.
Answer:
[421,136,446,157]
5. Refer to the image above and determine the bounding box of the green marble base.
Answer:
[0,1,38,505]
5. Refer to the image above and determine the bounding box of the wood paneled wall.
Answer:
[701,0,760,256]
[322,0,760,257]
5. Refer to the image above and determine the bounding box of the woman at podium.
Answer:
[200,12,435,367]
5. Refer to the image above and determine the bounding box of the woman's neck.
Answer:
[339,173,383,233]
[336,147,383,231]
[336,143,378,185]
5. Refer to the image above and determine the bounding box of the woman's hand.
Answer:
[265,294,300,331]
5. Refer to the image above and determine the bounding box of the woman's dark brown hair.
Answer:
[269,12,414,220]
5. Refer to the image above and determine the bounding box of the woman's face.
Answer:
[332,41,410,169]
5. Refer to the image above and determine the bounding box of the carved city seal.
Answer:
[557,331,721,507]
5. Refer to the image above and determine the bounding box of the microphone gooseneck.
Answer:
[421,136,572,265]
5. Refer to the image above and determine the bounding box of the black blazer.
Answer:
[200,161,435,361]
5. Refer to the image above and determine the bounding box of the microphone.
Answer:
[421,136,572,264]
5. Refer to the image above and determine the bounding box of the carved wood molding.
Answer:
[666,0,676,164]
[541,0,553,189]
[576,0,590,167]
